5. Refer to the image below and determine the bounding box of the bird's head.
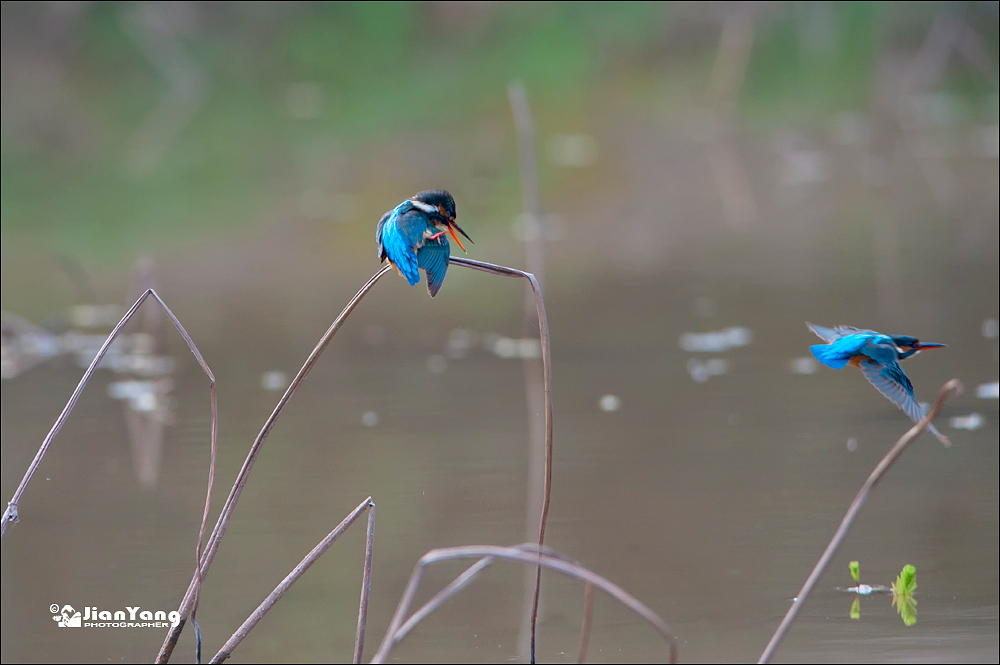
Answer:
[891,335,946,360]
[410,189,473,252]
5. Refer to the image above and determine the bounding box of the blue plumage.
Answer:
[810,333,898,370]
[807,323,949,446]
[375,190,472,297]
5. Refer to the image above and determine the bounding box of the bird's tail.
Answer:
[810,343,851,369]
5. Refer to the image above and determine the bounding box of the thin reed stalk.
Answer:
[1,289,218,556]
[758,378,962,663]
[156,266,393,663]
[369,544,676,664]
[577,582,594,664]
[210,497,375,663]
[0,289,219,662]
[159,258,551,662]
[451,256,554,663]
[392,545,565,646]
[354,502,377,664]
[508,79,549,664]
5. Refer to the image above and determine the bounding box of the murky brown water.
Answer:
[2,126,998,663]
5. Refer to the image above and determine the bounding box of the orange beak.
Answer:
[446,220,473,253]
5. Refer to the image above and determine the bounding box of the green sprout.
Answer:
[849,560,860,584]
[850,596,861,620]
[892,564,917,596]
[891,564,918,626]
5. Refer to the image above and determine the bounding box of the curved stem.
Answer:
[758,379,963,663]
[451,257,554,661]
[156,266,392,662]
[370,544,675,664]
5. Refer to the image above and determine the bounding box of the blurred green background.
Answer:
[3,2,995,289]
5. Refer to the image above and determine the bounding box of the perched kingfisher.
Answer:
[807,323,949,446]
[376,189,473,297]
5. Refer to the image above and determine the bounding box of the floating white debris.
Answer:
[491,336,517,359]
[487,335,541,360]
[108,380,160,413]
[102,352,174,377]
[446,329,473,359]
[426,354,447,373]
[950,413,985,431]
[517,339,541,359]
[362,411,378,427]
[789,357,819,375]
[0,313,61,378]
[846,437,858,452]
[679,327,752,353]
[976,382,999,399]
[260,371,288,391]
[687,358,729,383]
[108,380,149,400]
[547,133,598,168]
[982,318,999,339]
[598,394,621,412]
[849,584,874,595]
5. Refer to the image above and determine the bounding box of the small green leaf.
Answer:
[892,564,917,596]
[850,596,861,620]
[849,560,860,584]
[891,564,918,626]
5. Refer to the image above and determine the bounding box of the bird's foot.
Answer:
[429,230,446,242]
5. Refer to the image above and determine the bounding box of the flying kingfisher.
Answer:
[376,190,473,297]
[807,323,949,446]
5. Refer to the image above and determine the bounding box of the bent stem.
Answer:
[2,289,217,542]
[369,544,675,664]
[508,80,549,664]
[156,266,393,663]
[451,256,554,661]
[210,497,375,663]
[158,258,551,662]
[758,378,963,664]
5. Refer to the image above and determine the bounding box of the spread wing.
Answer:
[859,359,950,446]
[807,323,872,342]
[417,239,450,297]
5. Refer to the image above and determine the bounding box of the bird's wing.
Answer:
[379,208,421,286]
[811,333,872,369]
[807,323,872,342]
[417,239,450,297]
[859,359,950,446]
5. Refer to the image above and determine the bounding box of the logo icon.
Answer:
[52,604,82,627]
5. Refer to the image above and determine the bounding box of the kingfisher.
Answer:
[376,190,473,297]
[807,323,949,446]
